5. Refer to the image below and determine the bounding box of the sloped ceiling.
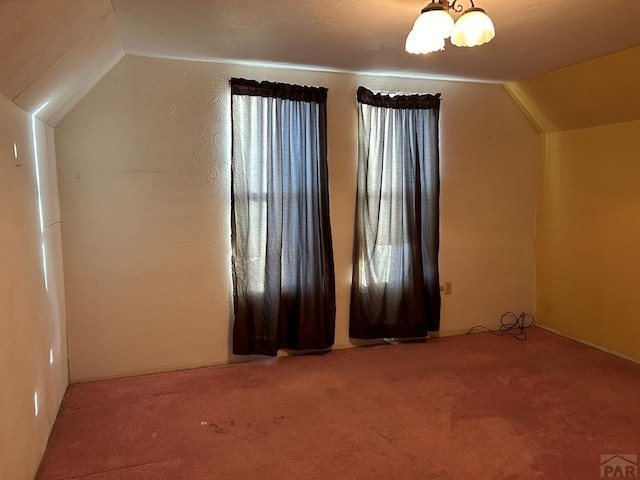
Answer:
[506,44,640,133]
[1,0,640,125]
[0,0,123,125]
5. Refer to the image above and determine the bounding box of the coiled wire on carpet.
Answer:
[467,311,535,341]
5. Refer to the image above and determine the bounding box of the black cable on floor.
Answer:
[466,311,535,341]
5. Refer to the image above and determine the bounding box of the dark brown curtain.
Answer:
[350,86,441,339]
[230,78,336,356]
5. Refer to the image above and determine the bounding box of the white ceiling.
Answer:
[112,0,640,82]
[2,0,640,124]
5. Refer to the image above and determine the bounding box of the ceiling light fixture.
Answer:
[405,0,495,54]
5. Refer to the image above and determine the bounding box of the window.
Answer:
[350,87,441,339]
[230,78,336,356]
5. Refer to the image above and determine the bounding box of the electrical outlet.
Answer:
[444,281,452,295]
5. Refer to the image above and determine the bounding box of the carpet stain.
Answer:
[210,424,229,434]
[201,419,235,433]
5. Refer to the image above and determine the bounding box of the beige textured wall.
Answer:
[507,46,640,363]
[0,93,67,479]
[537,121,640,361]
[56,54,538,382]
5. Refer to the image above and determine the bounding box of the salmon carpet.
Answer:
[37,327,640,479]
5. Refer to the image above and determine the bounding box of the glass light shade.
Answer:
[405,27,446,54]
[413,9,455,39]
[451,8,495,47]
[405,6,452,55]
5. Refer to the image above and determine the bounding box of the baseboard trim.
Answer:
[537,324,640,365]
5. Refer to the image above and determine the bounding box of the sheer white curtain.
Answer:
[350,87,441,339]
